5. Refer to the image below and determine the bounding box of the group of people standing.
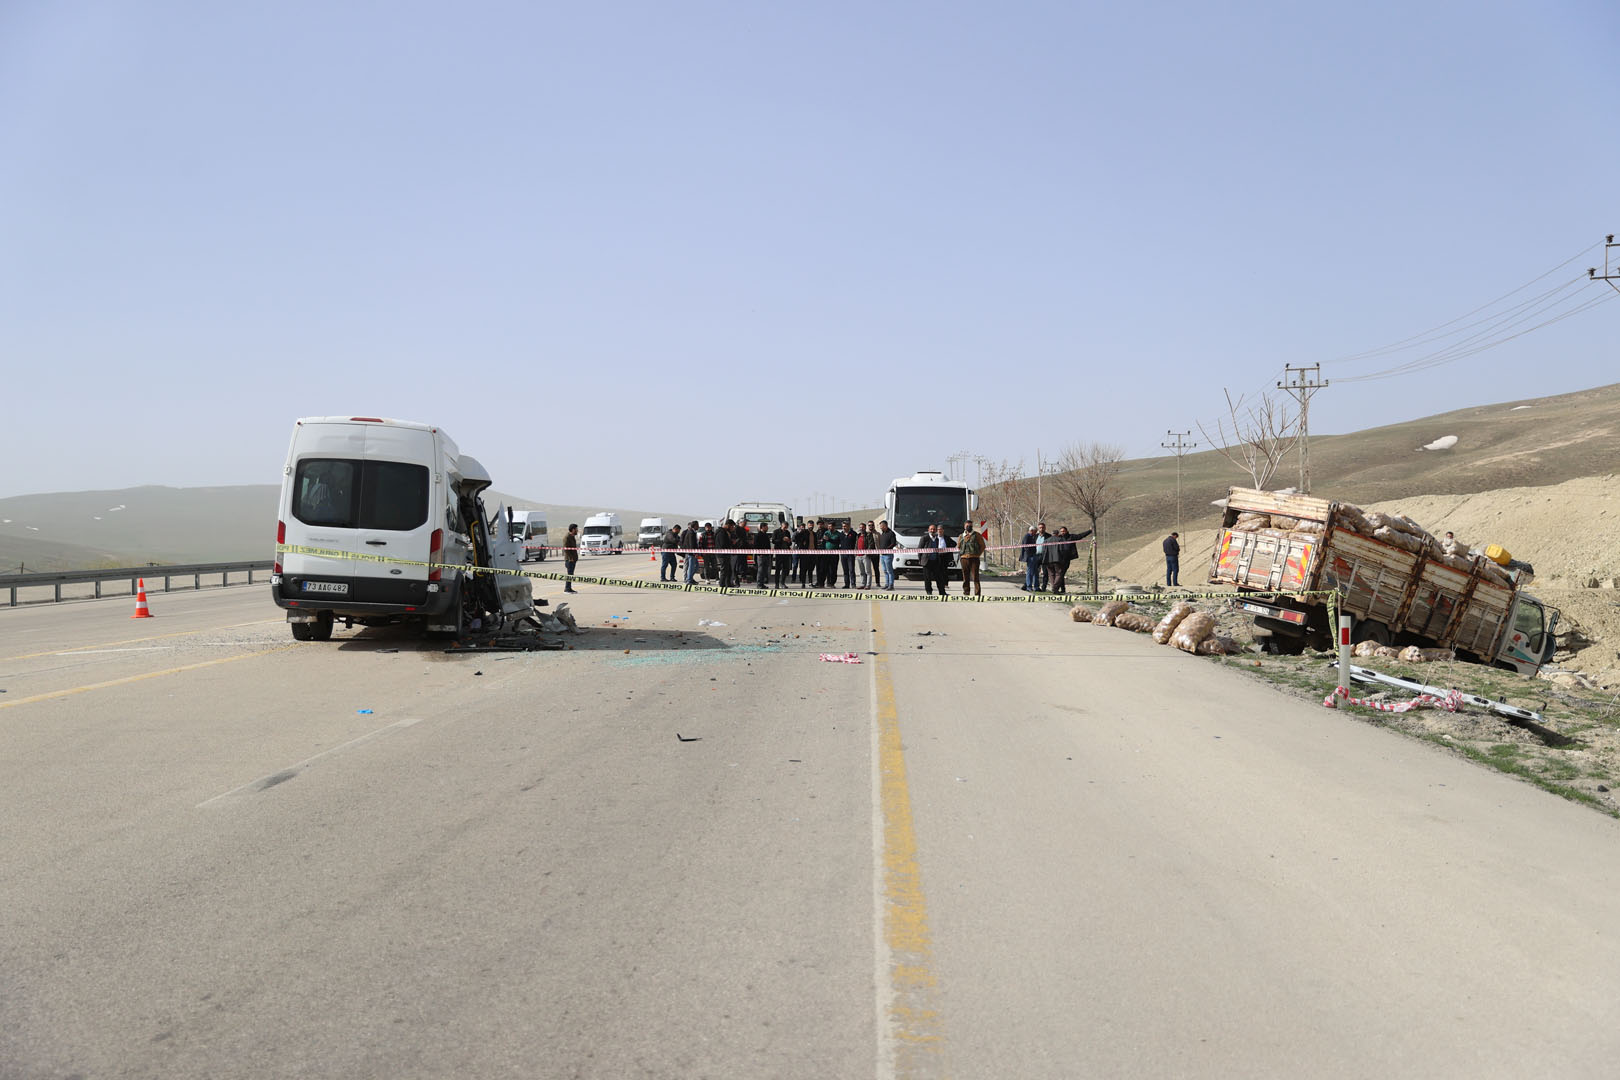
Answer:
[1017,523,1093,593]
[657,519,903,591]
[571,516,1096,596]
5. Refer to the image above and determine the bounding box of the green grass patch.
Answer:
[1430,737,1617,817]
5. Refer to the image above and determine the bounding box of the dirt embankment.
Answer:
[1106,474,1620,688]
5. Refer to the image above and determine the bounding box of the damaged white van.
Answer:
[271,416,532,640]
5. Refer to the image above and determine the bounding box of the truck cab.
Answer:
[724,503,793,534]
[1498,593,1558,675]
[580,513,622,554]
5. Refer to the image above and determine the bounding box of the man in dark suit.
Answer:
[918,524,951,596]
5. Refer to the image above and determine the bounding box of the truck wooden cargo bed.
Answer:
[1209,488,1515,655]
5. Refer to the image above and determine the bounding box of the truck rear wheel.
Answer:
[1263,632,1307,655]
[1352,619,1392,646]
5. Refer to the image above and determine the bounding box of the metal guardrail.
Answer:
[0,561,274,607]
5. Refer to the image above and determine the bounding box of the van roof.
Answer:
[295,416,438,432]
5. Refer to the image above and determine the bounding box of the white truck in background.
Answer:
[638,517,667,549]
[581,512,623,554]
[723,502,794,534]
[271,416,532,641]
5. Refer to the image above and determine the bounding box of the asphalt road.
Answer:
[3,558,1619,1079]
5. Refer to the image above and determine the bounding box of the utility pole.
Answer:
[1590,234,1620,295]
[1160,430,1197,536]
[1035,448,1044,521]
[1277,363,1328,493]
[946,450,972,483]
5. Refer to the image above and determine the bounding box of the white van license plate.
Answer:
[302,581,349,594]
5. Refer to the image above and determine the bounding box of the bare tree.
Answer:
[1047,442,1126,593]
[1197,390,1304,491]
[975,458,1036,568]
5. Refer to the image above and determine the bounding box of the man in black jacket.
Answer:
[1163,531,1180,586]
[754,525,774,588]
[772,522,793,588]
[794,521,815,587]
[917,524,951,596]
[878,521,898,590]
[716,521,737,587]
[680,521,699,584]
[1045,525,1092,594]
[660,524,682,582]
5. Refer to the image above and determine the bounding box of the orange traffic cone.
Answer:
[131,578,154,619]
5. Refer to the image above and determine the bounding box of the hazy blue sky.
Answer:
[4,1,1616,515]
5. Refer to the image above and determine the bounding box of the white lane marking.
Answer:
[196,717,424,807]
[55,642,287,655]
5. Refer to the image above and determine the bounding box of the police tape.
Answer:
[1323,684,1462,713]
[524,539,1093,556]
[277,543,1339,611]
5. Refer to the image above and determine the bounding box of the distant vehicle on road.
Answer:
[637,517,667,549]
[723,502,794,533]
[581,512,623,555]
[520,510,548,562]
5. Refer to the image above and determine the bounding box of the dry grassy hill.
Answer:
[1080,382,1620,561]
[0,486,695,573]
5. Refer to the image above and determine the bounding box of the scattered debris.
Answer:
[357,709,373,714]
[819,652,862,664]
[676,733,701,742]
[1332,663,1544,722]
[699,619,727,627]
[1325,684,1462,714]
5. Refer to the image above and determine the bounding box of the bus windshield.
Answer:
[891,487,967,536]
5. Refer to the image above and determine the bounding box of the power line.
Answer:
[1336,284,1614,383]
[1170,237,1616,465]
[1333,242,1602,363]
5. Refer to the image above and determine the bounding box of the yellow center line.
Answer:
[871,601,947,1077]
[0,644,297,711]
[1,619,284,662]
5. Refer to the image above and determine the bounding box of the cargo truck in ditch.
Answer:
[1209,487,1556,675]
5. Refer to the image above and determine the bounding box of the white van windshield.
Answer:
[583,525,613,536]
[293,459,429,531]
